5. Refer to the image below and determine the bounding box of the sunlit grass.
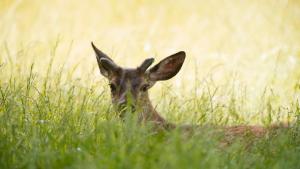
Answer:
[0,0,300,168]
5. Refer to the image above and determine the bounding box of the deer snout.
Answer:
[117,100,136,110]
[116,95,136,115]
[117,98,126,106]
[117,93,127,106]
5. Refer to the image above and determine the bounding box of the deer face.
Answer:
[92,42,185,116]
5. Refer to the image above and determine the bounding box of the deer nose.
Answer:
[117,98,136,113]
[117,98,127,112]
[117,96,127,106]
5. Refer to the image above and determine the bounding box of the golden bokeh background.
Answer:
[1,0,300,119]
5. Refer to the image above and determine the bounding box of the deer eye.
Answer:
[140,84,150,92]
[109,83,117,92]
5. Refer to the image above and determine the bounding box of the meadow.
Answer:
[0,0,300,168]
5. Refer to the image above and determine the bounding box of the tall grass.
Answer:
[0,62,299,168]
[1,0,300,168]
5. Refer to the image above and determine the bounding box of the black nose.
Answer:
[117,101,136,118]
[117,100,127,112]
[117,102,126,111]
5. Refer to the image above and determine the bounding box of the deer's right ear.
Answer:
[91,42,120,78]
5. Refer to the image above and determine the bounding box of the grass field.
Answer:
[1,0,300,168]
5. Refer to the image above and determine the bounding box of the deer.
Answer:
[91,42,290,139]
[91,42,181,130]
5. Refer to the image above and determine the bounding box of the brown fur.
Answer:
[91,42,289,138]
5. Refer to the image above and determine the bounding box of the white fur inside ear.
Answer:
[102,71,109,77]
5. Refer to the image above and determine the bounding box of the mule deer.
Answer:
[91,42,290,136]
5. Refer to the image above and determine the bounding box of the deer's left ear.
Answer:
[148,51,185,81]
[91,42,120,78]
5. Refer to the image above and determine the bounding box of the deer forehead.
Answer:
[111,69,145,88]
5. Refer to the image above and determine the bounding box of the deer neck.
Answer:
[138,92,175,129]
[139,93,157,118]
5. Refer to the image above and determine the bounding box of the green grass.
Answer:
[0,57,299,169]
[1,0,300,168]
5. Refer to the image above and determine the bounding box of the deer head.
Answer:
[92,42,185,121]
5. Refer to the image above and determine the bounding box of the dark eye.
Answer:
[140,84,150,92]
[109,83,117,92]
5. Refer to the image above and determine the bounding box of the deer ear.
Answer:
[138,58,155,73]
[148,51,185,81]
[91,42,120,78]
